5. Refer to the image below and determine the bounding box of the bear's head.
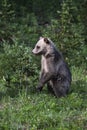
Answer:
[32,37,51,55]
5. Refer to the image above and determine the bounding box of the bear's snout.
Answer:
[32,49,35,54]
[32,48,38,55]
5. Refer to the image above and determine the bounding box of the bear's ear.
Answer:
[44,38,50,44]
[39,37,43,40]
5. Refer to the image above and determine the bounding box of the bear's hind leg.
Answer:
[52,84,68,98]
[47,81,54,94]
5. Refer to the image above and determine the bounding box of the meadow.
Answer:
[0,66,87,130]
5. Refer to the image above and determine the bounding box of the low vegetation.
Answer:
[0,66,87,130]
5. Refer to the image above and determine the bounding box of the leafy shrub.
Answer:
[0,39,38,90]
[0,0,39,48]
[42,0,87,67]
[0,0,15,43]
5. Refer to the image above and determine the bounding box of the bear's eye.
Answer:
[36,46,40,49]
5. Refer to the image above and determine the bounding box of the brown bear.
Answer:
[32,37,72,97]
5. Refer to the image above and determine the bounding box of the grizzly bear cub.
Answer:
[32,37,72,97]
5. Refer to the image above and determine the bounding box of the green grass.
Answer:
[0,66,87,130]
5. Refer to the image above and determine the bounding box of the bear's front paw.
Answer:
[36,86,43,92]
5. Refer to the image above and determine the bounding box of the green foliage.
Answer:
[0,0,15,42]
[14,13,38,47]
[0,0,15,22]
[0,0,39,45]
[42,0,87,66]
[0,67,87,130]
[0,39,38,89]
[0,0,87,67]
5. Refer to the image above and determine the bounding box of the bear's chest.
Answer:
[41,56,54,73]
[41,56,49,73]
